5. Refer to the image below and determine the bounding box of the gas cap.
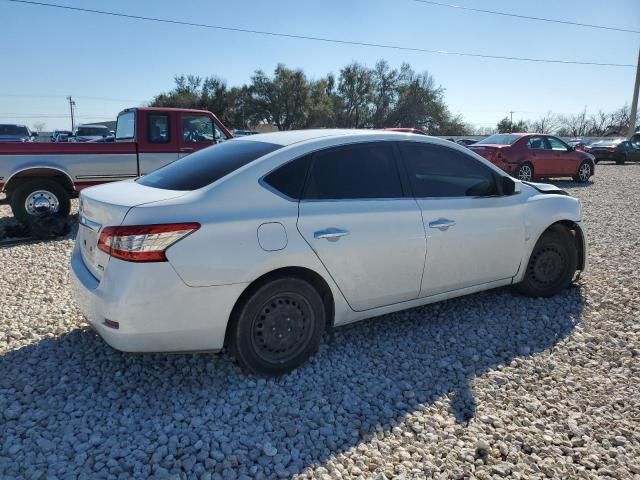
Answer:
[257,222,287,251]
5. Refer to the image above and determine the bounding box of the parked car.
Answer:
[51,130,73,142]
[0,124,37,142]
[586,138,637,164]
[71,130,587,375]
[456,138,478,147]
[469,133,595,182]
[232,129,260,137]
[0,107,232,225]
[383,127,428,135]
[567,138,592,151]
[71,125,112,142]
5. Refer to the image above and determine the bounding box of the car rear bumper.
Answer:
[70,243,248,353]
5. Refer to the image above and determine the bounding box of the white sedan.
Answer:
[71,130,587,375]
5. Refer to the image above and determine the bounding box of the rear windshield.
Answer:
[77,126,109,136]
[475,134,520,145]
[592,139,623,147]
[0,125,29,136]
[137,140,282,191]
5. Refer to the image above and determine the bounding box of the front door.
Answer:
[546,136,577,176]
[398,142,525,297]
[526,135,555,177]
[296,142,426,311]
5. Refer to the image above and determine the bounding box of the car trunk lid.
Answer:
[468,144,508,161]
[77,180,188,280]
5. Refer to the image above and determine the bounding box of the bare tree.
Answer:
[557,109,589,137]
[530,111,560,134]
[32,122,46,133]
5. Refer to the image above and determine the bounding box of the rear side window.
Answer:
[137,140,282,191]
[303,143,403,200]
[263,156,312,200]
[400,143,498,197]
[148,114,170,144]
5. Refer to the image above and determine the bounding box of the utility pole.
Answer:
[67,96,76,132]
[509,111,515,133]
[628,47,640,138]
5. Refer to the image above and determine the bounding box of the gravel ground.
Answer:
[1,165,639,479]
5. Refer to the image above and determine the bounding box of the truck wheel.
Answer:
[10,179,71,226]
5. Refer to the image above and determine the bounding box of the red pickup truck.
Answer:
[0,107,232,224]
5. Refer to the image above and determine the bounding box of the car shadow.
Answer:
[0,285,585,478]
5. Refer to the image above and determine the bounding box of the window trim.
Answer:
[398,141,505,200]
[147,113,171,144]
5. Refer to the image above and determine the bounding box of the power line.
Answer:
[3,0,635,68]
[409,0,640,34]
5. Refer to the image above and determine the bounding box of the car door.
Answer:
[623,141,640,162]
[296,142,426,311]
[546,136,577,176]
[398,142,525,297]
[526,135,555,176]
[179,113,218,158]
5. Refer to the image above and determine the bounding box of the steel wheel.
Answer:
[527,245,566,291]
[24,190,60,216]
[517,164,533,181]
[250,293,315,364]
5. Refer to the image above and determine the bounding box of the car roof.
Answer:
[237,128,442,147]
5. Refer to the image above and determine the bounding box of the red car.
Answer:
[469,133,595,183]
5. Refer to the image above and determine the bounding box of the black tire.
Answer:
[615,153,626,165]
[229,277,325,375]
[573,160,592,183]
[516,163,534,182]
[9,179,71,225]
[515,225,578,298]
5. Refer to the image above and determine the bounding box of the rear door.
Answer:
[296,142,426,311]
[179,113,230,158]
[398,142,525,297]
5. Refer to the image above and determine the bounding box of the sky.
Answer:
[0,0,638,131]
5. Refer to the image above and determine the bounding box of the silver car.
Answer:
[71,130,587,375]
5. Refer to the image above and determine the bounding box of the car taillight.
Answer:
[97,223,200,262]
[607,147,615,152]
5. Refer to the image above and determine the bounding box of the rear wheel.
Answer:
[516,225,578,297]
[516,163,534,181]
[9,179,71,226]
[615,153,627,165]
[230,277,325,375]
[573,161,592,182]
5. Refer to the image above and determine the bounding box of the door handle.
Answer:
[314,228,350,241]
[428,218,456,231]
[180,147,194,153]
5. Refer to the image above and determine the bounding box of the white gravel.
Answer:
[1,165,639,479]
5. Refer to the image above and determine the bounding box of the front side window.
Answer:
[214,123,229,143]
[400,143,498,198]
[137,140,282,191]
[115,111,135,141]
[182,115,214,143]
[527,136,545,150]
[302,143,403,200]
[148,114,170,144]
[547,137,568,151]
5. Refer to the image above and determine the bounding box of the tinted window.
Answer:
[263,156,312,200]
[303,143,403,200]
[76,126,109,136]
[182,115,214,143]
[400,143,498,197]
[148,114,170,144]
[137,140,282,191]
[0,125,29,136]
[116,111,135,141]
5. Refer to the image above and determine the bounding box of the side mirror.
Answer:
[31,132,38,138]
[502,176,517,195]
[568,145,575,151]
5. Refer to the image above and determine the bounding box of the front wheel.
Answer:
[515,225,578,298]
[516,163,534,182]
[573,161,592,183]
[9,179,71,225]
[229,277,326,375]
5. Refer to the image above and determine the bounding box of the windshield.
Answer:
[592,139,623,147]
[77,126,109,136]
[137,140,282,191]
[475,134,520,145]
[0,125,29,136]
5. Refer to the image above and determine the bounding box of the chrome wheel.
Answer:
[517,165,533,181]
[250,293,315,364]
[578,163,591,182]
[24,190,60,216]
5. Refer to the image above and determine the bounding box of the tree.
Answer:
[497,117,527,133]
[529,111,560,134]
[32,122,46,133]
[337,62,373,128]
[369,60,398,128]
